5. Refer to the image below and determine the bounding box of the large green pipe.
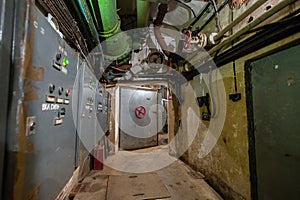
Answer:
[137,0,150,27]
[97,0,119,37]
[96,0,130,60]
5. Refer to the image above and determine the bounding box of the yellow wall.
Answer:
[174,32,300,199]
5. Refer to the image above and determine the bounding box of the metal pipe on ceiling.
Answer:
[183,3,300,82]
[213,0,268,42]
[194,0,229,34]
[189,2,211,28]
[209,0,298,55]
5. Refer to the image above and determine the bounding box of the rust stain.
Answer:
[25,184,40,200]
[14,104,27,200]
[25,140,35,153]
[13,3,37,199]
[24,79,40,101]
[23,7,39,102]
[26,66,45,81]
[24,91,39,101]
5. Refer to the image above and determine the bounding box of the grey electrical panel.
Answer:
[4,4,79,199]
[97,83,109,135]
[76,64,99,153]
[75,63,110,149]
[3,2,110,199]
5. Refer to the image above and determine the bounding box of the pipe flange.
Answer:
[99,15,121,38]
[209,32,218,45]
[197,33,208,48]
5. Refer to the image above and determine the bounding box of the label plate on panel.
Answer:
[42,103,60,111]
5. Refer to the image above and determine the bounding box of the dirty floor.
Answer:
[71,146,223,200]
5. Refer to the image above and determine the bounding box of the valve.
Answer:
[135,106,146,119]
[230,0,248,9]
[183,30,192,49]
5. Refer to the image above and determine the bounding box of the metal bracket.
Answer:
[229,93,242,102]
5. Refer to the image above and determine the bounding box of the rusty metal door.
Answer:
[119,87,158,150]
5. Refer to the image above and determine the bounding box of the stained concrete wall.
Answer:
[178,62,250,199]
[174,30,300,200]
[170,0,300,199]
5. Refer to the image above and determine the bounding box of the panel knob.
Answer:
[29,122,36,131]
[49,84,55,93]
[58,87,64,95]
[66,89,71,97]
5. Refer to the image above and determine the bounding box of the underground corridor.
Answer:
[1,0,300,199]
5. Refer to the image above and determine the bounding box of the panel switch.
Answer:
[58,87,64,95]
[46,95,56,103]
[56,53,62,61]
[57,98,64,104]
[59,108,66,117]
[54,117,63,126]
[66,89,71,97]
[64,99,70,105]
[53,61,62,71]
[26,116,36,136]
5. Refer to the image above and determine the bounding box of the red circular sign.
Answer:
[135,106,146,119]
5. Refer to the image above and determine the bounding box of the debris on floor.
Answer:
[70,159,223,200]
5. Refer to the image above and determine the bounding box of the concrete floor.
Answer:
[71,146,223,200]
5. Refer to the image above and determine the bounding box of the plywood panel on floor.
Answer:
[74,175,108,200]
[106,173,171,200]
